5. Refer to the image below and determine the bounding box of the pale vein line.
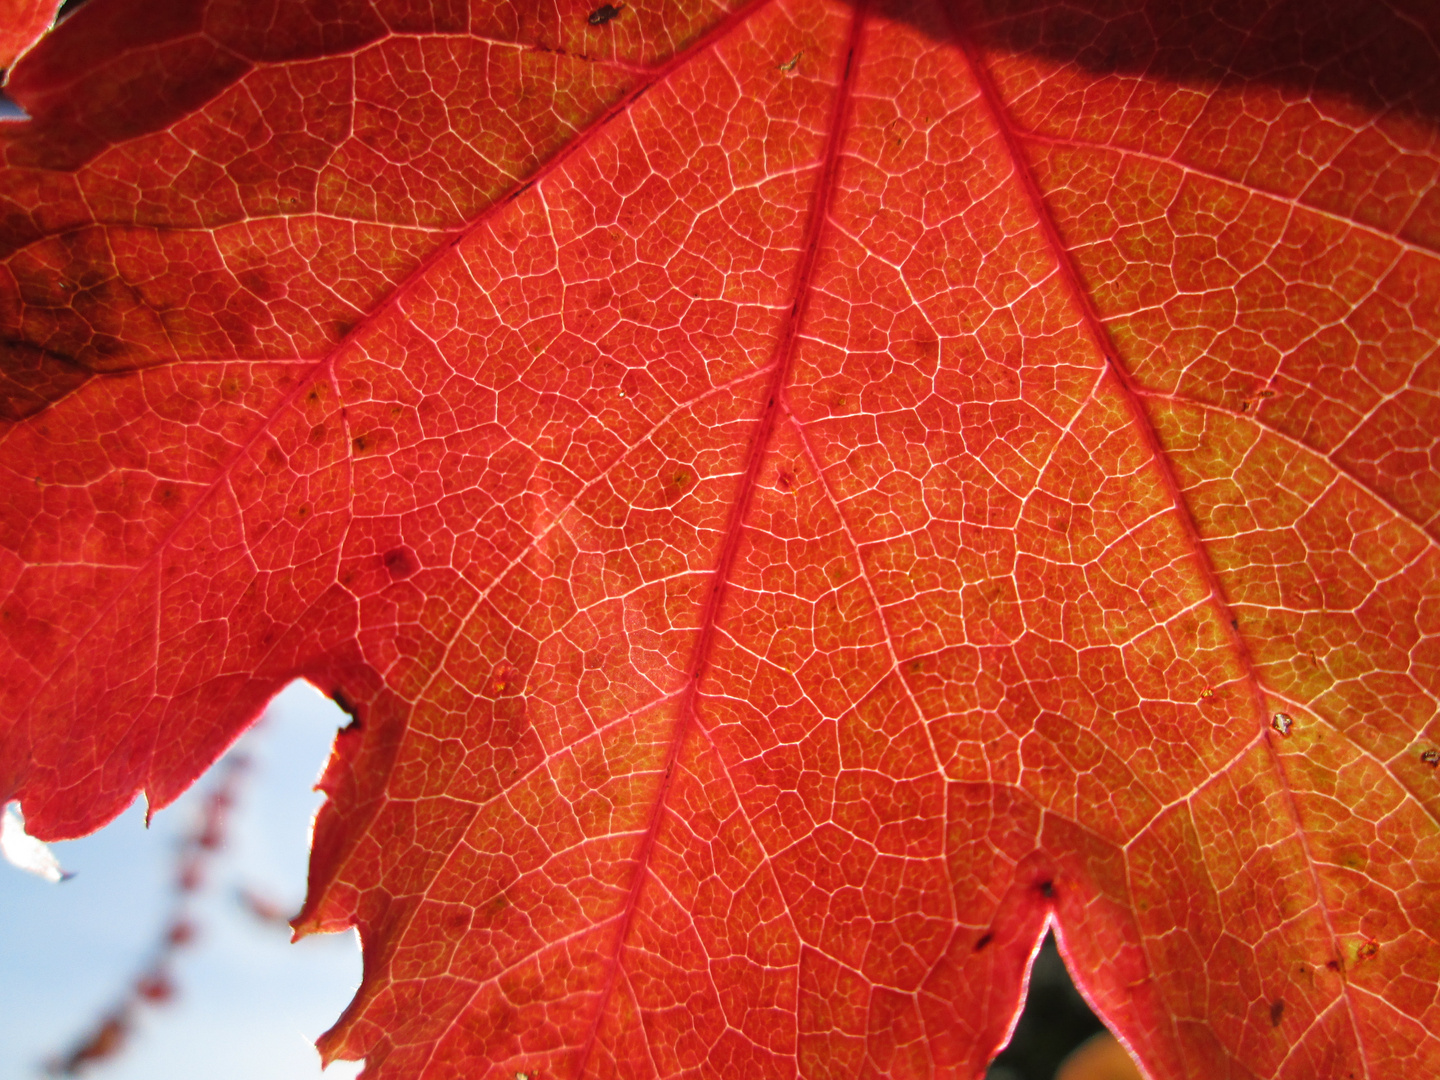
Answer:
[1263,687,1440,835]
[1019,128,1440,260]
[949,11,1380,1078]
[780,399,949,800]
[564,4,870,1074]
[1137,385,1440,552]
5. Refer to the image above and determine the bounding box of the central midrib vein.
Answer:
[569,3,871,1074]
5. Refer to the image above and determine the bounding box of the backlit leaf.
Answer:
[2,0,1437,1076]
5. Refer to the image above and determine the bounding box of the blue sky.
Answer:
[1,681,365,1079]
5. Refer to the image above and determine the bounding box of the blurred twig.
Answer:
[43,749,253,1076]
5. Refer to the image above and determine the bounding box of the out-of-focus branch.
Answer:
[44,749,253,1076]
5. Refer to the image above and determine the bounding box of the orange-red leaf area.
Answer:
[1,1,1438,1078]
[0,0,61,72]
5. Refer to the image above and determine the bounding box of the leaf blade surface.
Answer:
[1,1,1437,1077]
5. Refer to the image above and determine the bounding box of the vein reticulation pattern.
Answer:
[2,0,1438,1077]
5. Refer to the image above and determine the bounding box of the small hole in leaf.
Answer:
[588,3,622,25]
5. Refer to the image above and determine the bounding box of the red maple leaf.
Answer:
[3,0,1438,1077]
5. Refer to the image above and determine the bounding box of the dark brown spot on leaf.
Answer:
[1269,999,1285,1026]
[383,546,418,580]
[661,465,692,505]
